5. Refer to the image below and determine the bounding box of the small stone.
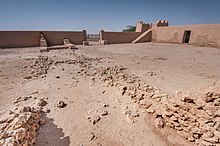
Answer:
[202,131,214,140]
[182,97,195,103]
[55,101,66,108]
[215,123,220,131]
[213,110,220,118]
[122,110,130,115]
[90,133,95,140]
[175,90,182,95]
[155,117,165,128]
[42,108,50,113]
[20,106,32,112]
[133,113,139,117]
[204,92,218,103]
[102,104,109,107]
[203,136,219,144]
[87,115,101,125]
[121,86,127,95]
[37,99,47,107]
[101,111,108,116]
[8,110,13,115]
[126,115,134,124]
[55,76,60,79]
[14,96,32,104]
[23,76,32,79]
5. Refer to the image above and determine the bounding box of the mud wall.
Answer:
[0,30,86,48]
[152,24,220,47]
[100,30,142,44]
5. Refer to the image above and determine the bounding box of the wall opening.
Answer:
[183,30,191,43]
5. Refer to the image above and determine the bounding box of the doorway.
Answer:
[183,30,191,43]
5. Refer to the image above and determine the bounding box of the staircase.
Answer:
[132,29,152,43]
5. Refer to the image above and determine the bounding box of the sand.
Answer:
[0,42,220,146]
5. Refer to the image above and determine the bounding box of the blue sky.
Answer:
[0,0,220,33]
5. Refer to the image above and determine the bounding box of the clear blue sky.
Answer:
[0,0,219,33]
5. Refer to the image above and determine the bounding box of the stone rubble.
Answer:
[55,101,66,108]
[70,55,220,145]
[87,115,101,125]
[19,53,220,145]
[24,55,54,78]
[0,106,46,146]
[36,98,48,107]
[14,96,32,104]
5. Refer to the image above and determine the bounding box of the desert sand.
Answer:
[0,42,220,146]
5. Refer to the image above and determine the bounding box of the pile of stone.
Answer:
[54,55,101,75]
[25,55,54,78]
[0,106,45,146]
[89,65,220,145]
[64,53,219,145]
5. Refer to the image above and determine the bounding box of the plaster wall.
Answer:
[152,24,220,47]
[135,22,150,32]
[100,30,142,44]
[0,31,40,48]
[0,30,86,48]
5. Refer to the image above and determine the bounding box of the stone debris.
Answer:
[19,52,220,145]
[55,101,66,108]
[36,98,48,107]
[23,76,32,79]
[87,115,101,125]
[74,61,220,145]
[14,96,32,104]
[89,133,96,140]
[0,106,45,146]
[102,104,109,107]
[126,115,134,124]
[155,117,165,128]
[26,56,54,78]
[101,110,108,116]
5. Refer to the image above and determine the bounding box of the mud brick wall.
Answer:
[100,30,142,44]
[0,30,86,48]
[152,24,220,48]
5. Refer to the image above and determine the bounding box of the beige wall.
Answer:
[152,24,220,47]
[0,30,86,48]
[135,22,150,32]
[43,30,86,46]
[100,30,142,44]
[0,31,40,48]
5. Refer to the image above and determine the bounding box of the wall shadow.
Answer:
[35,116,70,146]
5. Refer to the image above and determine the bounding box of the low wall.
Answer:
[100,30,142,44]
[0,30,86,48]
[152,24,220,47]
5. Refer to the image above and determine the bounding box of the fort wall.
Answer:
[100,30,142,44]
[152,24,220,47]
[0,30,86,48]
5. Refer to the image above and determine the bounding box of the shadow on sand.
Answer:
[35,116,70,146]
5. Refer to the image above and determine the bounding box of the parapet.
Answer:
[154,20,169,27]
[135,21,150,32]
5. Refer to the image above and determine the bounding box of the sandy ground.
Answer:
[0,42,220,146]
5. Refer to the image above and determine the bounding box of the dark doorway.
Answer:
[183,31,191,43]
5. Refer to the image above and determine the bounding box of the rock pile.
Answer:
[87,65,220,145]
[0,106,45,146]
[27,55,54,78]
[20,53,219,145]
